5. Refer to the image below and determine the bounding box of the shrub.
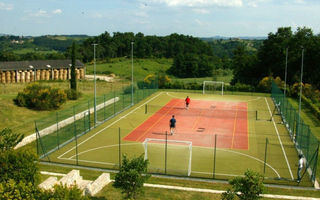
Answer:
[65,89,82,100]
[0,128,24,152]
[0,179,40,200]
[14,83,67,110]
[113,154,150,199]
[0,150,39,184]
[41,184,89,200]
[221,170,264,200]
[123,85,137,94]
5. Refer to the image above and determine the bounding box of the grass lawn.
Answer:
[0,80,125,136]
[86,58,173,80]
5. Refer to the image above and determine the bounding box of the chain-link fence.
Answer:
[271,81,319,183]
[36,80,158,160]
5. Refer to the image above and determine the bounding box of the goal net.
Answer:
[143,138,192,176]
[203,81,224,95]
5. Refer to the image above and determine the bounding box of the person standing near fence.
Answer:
[169,115,176,135]
[185,96,190,110]
[297,154,304,183]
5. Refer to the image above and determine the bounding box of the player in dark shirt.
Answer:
[169,115,176,135]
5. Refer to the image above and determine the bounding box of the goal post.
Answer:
[203,81,224,95]
[143,138,192,176]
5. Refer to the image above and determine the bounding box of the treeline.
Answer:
[232,27,320,88]
[72,32,217,77]
[0,51,66,61]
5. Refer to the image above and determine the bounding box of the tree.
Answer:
[70,41,77,90]
[0,128,24,152]
[221,170,264,200]
[113,155,150,199]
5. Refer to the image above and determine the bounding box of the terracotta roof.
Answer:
[0,60,84,71]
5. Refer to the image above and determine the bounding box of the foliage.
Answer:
[168,53,214,78]
[0,128,24,152]
[230,45,258,85]
[14,83,67,110]
[41,184,89,200]
[113,154,150,199]
[221,170,264,200]
[0,179,40,200]
[65,89,82,100]
[123,85,137,94]
[301,94,320,120]
[70,41,77,90]
[158,73,171,89]
[257,76,283,92]
[0,150,39,184]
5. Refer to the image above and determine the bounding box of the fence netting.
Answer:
[271,81,319,182]
[36,80,158,160]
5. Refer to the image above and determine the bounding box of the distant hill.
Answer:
[0,34,91,53]
[201,36,267,41]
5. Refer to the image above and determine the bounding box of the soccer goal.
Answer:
[203,81,224,95]
[143,138,192,176]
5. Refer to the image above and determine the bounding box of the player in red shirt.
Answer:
[185,96,190,110]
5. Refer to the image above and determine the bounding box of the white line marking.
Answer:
[67,143,141,159]
[247,97,261,102]
[265,97,294,180]
[58,92,163,159]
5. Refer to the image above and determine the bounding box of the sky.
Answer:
[0,0,319,37]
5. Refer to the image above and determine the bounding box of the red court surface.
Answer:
[124,99,248,150]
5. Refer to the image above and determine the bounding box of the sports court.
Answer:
[124,99,248,150]
[41,91,310,186]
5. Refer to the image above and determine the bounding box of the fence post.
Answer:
[312,143,319,182]
[145,104,147,114]
[119,127,121,169]
[73,106,79,165]
[35,121,39,156]
[263,137,269,180]
[213,134,217,179]
[256,110,258,121]
[104,94,106,121]
[113,90,116,116]
[165,131,168,174]
[56,112,60,149]
[88,101,91,130]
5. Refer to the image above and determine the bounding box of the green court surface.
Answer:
[40,91,310,186]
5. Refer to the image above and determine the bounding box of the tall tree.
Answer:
[70,42,77,90]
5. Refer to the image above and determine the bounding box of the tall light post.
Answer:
[284,48,288,97]
[298,47,304,140]
[93,43,98,126]
[131,42,134,106]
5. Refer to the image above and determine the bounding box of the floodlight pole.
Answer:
[93,43,98,126]
[284,48,288,97]
[298,47,304,138]
[131,42,134,106]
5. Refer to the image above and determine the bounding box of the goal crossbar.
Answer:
[143,138,192,176]
[203,81,224,95]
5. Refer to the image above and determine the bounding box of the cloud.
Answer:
[0,2,13,10]
[192,8,210,14]
[246,0,269,7]
[30,9,48,17]
[294,0,305,4]
[146,0,243,8]
[52,9,62,14]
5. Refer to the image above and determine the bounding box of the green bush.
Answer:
[0,150,39,184]
[221,170,264,200]
[301,95,320,120]
[123,85,137,94]
[41,184,89,200]
[13,83,67,110]
[0,179,40,200]
[65,89,82,100]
